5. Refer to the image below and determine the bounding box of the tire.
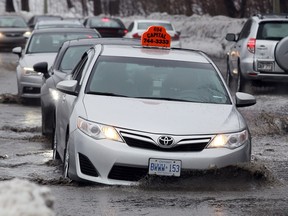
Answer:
[52,127,60,160]
[63,136,70,179]
[237,63,252,93]
[226,59,238,94]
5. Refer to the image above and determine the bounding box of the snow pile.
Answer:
[0,178,55,216]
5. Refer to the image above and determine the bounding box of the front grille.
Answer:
[122,136,209,152]
[79,153,99,177]
[5,33,23,37]
[108,165,148,181]
[23,87,40,94]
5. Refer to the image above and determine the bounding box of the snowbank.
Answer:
[0,178,55,216]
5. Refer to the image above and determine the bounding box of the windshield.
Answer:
[257,21,288,40]
[86,56,231,104]
[0,17,27,28]
[60,45,91,72]
[27,32,98,53]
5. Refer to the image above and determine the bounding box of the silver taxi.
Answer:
[54,26,256,185]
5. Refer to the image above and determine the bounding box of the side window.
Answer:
[238,19,253,40]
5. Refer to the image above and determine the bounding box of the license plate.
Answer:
[148,158,181,177]
[258,62,273,71]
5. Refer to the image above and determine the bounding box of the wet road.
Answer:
[0,52,288,216]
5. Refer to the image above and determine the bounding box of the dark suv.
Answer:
[225,14,288,92]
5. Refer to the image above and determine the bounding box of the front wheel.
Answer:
[63,139,70,179]
[52,127,60,160]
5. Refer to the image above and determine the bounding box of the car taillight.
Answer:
[247,38,256,54]
[132,33,141,39]
[172,33,180,41]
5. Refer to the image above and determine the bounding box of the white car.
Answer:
[54,26,256,185]
[12,27,100,100]
[125,19,181,48]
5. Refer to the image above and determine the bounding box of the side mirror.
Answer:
[235,92,256,107]
[33,62,49,78]
[225,33,236,42]
[12,47,22,57]
[56,80,78,96]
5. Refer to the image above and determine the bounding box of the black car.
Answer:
[33,38,140,146]
[83,16,127,37]
[0,15,30,50]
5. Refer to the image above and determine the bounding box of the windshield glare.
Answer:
[86,56,231,104]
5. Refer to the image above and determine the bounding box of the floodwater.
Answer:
[0,52,288,216]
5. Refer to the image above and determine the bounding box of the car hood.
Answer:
[83,96,245,135]
[20,53,57,68]
[0,27,29,32]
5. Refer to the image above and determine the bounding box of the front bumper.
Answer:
[67,129,251,185]
[17,74,43,98]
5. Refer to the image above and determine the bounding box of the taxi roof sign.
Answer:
[141,26,171,48]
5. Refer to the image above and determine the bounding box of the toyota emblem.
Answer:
[158,136,174,148]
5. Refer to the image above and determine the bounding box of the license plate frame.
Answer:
[148,158,181,177]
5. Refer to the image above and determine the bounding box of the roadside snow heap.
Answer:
[0,178,55,216]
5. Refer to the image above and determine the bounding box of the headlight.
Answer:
[22,67,42,76]
[77,117,123,142]
[207,130,249,149]
[23,31,31,38]
[49,88,59,101]
[0,32,3,38]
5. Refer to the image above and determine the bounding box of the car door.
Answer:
[55,50,95,155]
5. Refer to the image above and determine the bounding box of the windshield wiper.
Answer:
[135,96,191,102]
[86,91,128,97]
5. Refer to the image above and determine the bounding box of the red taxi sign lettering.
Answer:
[141,26,171,48]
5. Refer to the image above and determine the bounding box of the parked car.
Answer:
[125,19,181,48]
[27,15,62,30]
[225,14,288,93]
[12,27,100,100]
[0,15,31,50]
[53,26,256,185]
[34,20,84,29]
[33,38,140,142]
[83,16,127,37]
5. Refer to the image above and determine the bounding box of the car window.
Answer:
[27,33,98,53]
[238,19,252,40]
[0,17,27,28]
[86,56,230,104]
[59,45,92,72]
[257,21,288,40]
[90,18,122,28]
[127,22,134,32]
[138,22,173,31]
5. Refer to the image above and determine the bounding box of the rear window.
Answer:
[90,18,122,28]
[138,22,173,31]
[257,21,288,40]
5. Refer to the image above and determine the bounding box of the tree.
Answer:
[93,0,102,15]
[6,0,15,12]
[81,0,88,16]
[21,0,30,12]
[67,0,74,8]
